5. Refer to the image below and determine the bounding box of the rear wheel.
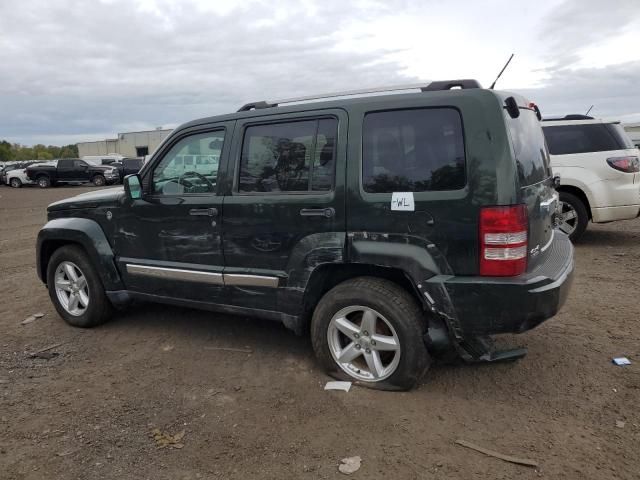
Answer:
[558,191,588,241]
[46,245,113,328]
[311,277,430,390]
[92,175,106,187]
[9,178,22,188]
[37,176,51,188]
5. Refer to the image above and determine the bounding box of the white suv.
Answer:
[543,116,640,241]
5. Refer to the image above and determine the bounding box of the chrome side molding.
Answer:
[126,264,224,285]
[224,273,279,288]
[126,264,279,288]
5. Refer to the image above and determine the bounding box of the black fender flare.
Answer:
[348,232,465,343]
[36,217,124,290]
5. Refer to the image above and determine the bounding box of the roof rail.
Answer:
[236,79,482,112]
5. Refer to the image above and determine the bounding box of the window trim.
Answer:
[233,115,339,196]
[359,106,468,196]
[147,127,226,198]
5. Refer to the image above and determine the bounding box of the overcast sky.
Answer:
[1,0,639,146]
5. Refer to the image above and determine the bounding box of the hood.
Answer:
[48,186,124,211]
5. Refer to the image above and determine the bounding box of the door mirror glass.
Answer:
[124,174,142,200]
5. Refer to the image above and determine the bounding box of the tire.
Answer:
[9,178,22,188]
[46,245,113,328]
[92,175,106,187]
[311,277,431,391]
[559,191,589,242]
[37,176,51,188]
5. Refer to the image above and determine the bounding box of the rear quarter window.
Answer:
[543,124,630,155]
[362,108,465,193]
[505,109,550,186]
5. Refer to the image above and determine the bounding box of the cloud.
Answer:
[1,0,639,145]
[516,60,640,121]
[538,0,640,69]
[0,0,419,144]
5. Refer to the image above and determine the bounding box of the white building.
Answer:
[77,128,172,158]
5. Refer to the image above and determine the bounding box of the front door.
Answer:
[221,111,347,313]
[113,124,231,303]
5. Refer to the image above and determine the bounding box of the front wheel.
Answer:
[46,245,113,328]
[311,277,431,390]
[9,178,22,188]
[37,176,51,188]
[92,175,106,187]
[558,192,589,241]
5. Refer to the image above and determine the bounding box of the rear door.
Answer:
[504,107,555,268]
[347,103,473,275]
[221,110,346,313]
[56,159,77,181]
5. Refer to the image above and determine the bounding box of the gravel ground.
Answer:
[0,185,638,480]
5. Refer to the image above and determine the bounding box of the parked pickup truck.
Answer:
[111,157,144,182]
[26,159,119,188]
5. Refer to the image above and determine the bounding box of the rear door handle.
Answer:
[300,207,335,218]
[189,207,218,217]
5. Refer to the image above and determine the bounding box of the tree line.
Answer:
[0,140,79,162]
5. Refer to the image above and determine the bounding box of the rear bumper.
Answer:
[433,231,574,336]
[591,204,640,223]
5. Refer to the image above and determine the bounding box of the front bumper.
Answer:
[431,231,574,336]
[104,173,119,184]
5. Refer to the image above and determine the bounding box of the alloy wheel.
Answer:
[54,261,90,316]
[327,305,401,382]
[558,200,578,236]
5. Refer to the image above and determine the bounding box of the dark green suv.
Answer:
[36,80,574,390]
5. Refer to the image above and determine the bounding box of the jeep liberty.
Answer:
[36,80,574,390]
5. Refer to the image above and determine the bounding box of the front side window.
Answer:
[152,130,224,195]
[362,108,465,193]
[239,118,337,193]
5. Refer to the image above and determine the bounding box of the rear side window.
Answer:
[543,124,632,155]
[362,108,465,193]
[239,118,337,193]
[505,109,550,186]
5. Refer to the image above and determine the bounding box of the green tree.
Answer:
[0,140,14,162]
[1,140,81,161]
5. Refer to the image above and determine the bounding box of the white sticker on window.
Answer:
[391,192,415,211]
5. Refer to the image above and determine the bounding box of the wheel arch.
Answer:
[302,263,425,321]
[37,218,124,290]
[8,176,22,187]
[557,184,592,220]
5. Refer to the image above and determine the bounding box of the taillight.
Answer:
[479,205,528,277]
[606,156,639,173]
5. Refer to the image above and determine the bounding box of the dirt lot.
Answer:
[0,185,638,480]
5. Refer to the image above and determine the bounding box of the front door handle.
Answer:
[300,207,335,218]
[189,207,218,217]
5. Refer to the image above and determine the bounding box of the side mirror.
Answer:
[124,174,143,200]
[553,175,561,189]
